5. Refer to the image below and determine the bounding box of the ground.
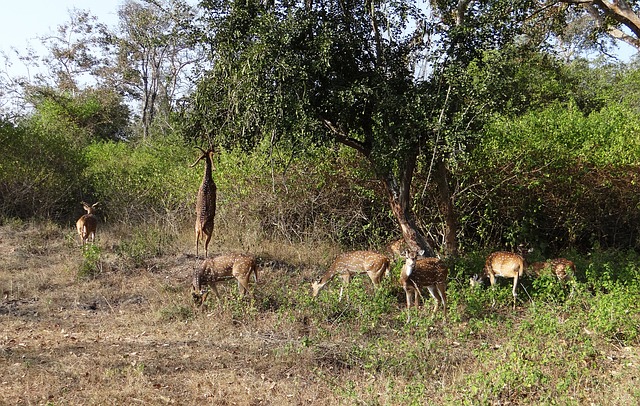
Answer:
[1,221,639,405]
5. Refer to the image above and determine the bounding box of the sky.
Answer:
[0,0,122,78]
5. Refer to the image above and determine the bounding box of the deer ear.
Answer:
[417,249,425,257]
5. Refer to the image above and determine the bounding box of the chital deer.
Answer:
[76,201,99,246]
[191,146,217,258]
[191,253,258,307]
[400,251,448,322]
[470,251,526,309]
[528,258,575,283]
[385,238,408,260]
[311,250,390,300]
[385,238,431,261]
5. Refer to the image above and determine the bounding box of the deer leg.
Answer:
[200,290,209,308]
[488,273,498,307]
[338,274,350,301]
[404,286,412,310]
[210,283,221,301]
[437,282,447,315]
[404,286,413,323]
[237,276,251,297]
[368,271,381,289]
[204,232,212,259]
[512,275,519,310]
[194,229,200,258]
[426,285,440,313]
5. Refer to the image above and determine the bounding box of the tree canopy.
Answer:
[178,0,556,255]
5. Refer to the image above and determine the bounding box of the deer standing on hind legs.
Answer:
[400,250,448,322]
[191,146,217,259]
[311,251,390,300]
[76,201,99,246]
[470,251,526,310]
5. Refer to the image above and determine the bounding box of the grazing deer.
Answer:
[470,251,526,309]
[528,258,575,283]
[191,146,217,258]
[191,253,258,307]
[76,201,99,246]
[311,250,390,300]
[400,251,448,322]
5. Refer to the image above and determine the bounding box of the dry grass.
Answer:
[1,220,639,405]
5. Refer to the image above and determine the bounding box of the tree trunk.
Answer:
[323,118,435,257]
[381,150,435,257]
[434,157,458,257]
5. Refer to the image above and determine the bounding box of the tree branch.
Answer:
[322,118,369,156]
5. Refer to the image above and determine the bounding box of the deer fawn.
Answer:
[76,201,99,246]
[311,250,390,300]
[470,251,526,309]
[400,251,448,322]
[528,258,575,283]
[191,253,258,307]
[191,146,217,258]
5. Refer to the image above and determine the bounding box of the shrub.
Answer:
[78,244,103,279]
[0,118,86,221]
[83,135,197,227]
[459,102,640,251]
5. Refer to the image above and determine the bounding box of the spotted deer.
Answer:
[76,201,99,246]
[400,251,448,322]
[385,238,430,261]
[191,253,258,307]
[311,250,390,300]
[191,146,217,258]
[385,238,408,260]
[528,258,575,283]
[470,251,526,309]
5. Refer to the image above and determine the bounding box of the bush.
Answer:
[458,102,640,251]
[212,141,394,247]
[78,243,103,279]
[83,135,197,227]
[0,118,86,221]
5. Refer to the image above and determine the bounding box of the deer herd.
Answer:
[74,147,577,320]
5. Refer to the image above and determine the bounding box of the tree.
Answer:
[540,1,640,57]
[25,86,130,143]
[0,9,109,118]
[104,0,201,137]
[181,0,540,256]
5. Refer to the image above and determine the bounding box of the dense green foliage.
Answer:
[83,136,197,226]
[0,117,85,220]
[459,102,640,252]
[3,91,640,252]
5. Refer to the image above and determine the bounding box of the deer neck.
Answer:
[402,257,416,277]
[203,155,213,182]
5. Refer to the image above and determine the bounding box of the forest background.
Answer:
[1,0,640,404]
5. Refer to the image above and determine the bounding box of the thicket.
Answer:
[2,95,640,253]
[458,102,640,253]
[0,118,85,219]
